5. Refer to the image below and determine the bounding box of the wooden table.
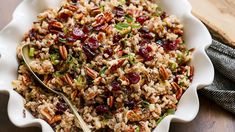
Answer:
[0,1,234,132]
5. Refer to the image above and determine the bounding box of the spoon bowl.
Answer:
[21,44,91,132]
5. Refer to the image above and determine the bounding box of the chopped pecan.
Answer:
[71,90,78,101]
[107,96,114,108]
[159,66,169,80]
[126,110,142,122]
[41,108,52,121]
[110,59,125,71]
[176,87,183,100]
[49,115,62,124]
[59,45,68,60]
[190,66,194,77]
[84,66,99,79]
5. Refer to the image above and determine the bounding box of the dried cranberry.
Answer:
[125,0,131,6]
[139,40,148,46]
[96,105,109,114]
[86,37,99,49]
[56,102,68,114]
[138,27,150,34]
[29,29,37,40]
[126,72,140,84]
[160,12,167,19]
[93,24,106,31]
[138,46,149,58]
[114,6,125,17]
[72,27,87,41]
[163,41,178,51]
[104,48,113,57]
[111,81,121,91]
[82,26,90,34]
[124,100,135,109]
[67,37,77,42]
[136,16,149,24]
[71,0,77,3]
[82,44,96,60]
[113,34,122,43]
[141,33,154,40]
[145,55,154,61]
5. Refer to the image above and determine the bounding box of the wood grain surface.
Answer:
[189,0,235,47]
[0,0,235,132]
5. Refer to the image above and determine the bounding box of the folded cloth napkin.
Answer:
[200,39,235,114]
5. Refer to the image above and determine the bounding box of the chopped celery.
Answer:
[74,75,86,88]
[29,47,35,57]
[135,126,140,132]
[115,23,130,30]
[50,53,60,65]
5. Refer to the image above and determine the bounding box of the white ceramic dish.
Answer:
[0,0,214,131]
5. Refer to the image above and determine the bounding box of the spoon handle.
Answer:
[61,94,91,132]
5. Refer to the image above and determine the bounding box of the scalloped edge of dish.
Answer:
[0,0,214,132]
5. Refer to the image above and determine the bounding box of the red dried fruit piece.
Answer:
[86,37,99,49]
[124,100,135,109]
[136,16,149,24]
[82,44,96,61]
[104,48,113,57]
[72,27,84,38]
[113,6,125,17]
[138,27,150,34]
[96,105,109,114]
[113,34,122,43]
[111,81,121,91]
[126,72,140,84]
[163,41,178,51]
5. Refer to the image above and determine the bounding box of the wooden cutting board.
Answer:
[188,0,235,47]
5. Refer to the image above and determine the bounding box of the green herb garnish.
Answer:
[125,15,134,23]
[100,66,108,75]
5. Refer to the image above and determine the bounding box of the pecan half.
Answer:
[103,12,113,23]
[92,14,106,27]
[58,9,73,20]
[64,73,74,86]
[171,82,181,91]
[90,7,101,17]
[64,4,78,12]
[84,66,99,79]
[171,82,183,100]
[48,21,63,33]
[49,115,62,124]
[159,66,169,80]
[59,45,68,60]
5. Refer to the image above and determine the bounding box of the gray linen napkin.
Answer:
[200,40,235,114]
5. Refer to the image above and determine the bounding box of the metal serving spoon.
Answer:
[21,44,91,132]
